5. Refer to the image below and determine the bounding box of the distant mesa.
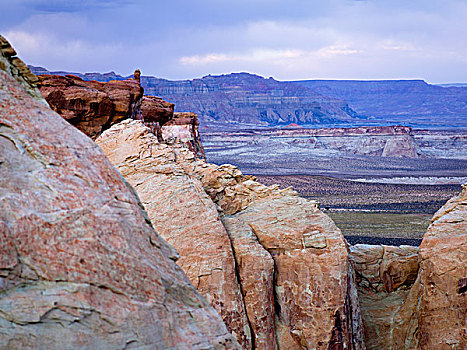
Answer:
[29,65,467,129]
[283,123,303,128]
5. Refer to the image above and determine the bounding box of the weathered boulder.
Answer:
[96,120,252,348]
[350,244,419,349]
[97,120,366,350]
[0,37,239,349]
[36,73,143,139]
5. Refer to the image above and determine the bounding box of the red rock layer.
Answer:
[0,37,239,349]
[36,72,207,158]
[140,95,174,140]
[36,73,143,139]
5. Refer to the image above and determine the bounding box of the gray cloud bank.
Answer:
[1,0,466,83]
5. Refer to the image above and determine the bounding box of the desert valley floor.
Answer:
[254,175,461,246]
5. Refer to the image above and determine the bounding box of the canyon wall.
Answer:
[294,79,467,127]
[0,35,238,349]
[350,184,466,350]
[396,183,467,349]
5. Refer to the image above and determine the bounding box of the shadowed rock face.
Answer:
[140,95,174,140]
[97,119,366,350]
[350,245,419,349]
[0,36,239,350]
[36,74,143,139]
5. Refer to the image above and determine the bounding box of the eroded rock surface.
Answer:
[97,119,366,350]
[140,95,174,140]
[36,73,143,139]
[350,245,419,349]
[354,185,467,349]
[396,184,467,349]
[0,38,239,349]
[36,73,206,158]
[96,120,252,348]
[162,112,206,159]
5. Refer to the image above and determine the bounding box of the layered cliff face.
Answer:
[203,125,422,160]
[0,36,239,349]
[29,67,361,128]
[294,80,467,127]
[96,119,366,350]
[141,73,360,127]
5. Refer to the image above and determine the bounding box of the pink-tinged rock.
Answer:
[221,216,277,350]
[162,112,206,159]
[407,184,466,349]
[350,244,419,349]
[36,73,143,139]
[382,134,419,158]
[0,38,239,349]
[96,120,251,348]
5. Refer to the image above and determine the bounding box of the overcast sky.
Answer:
[1,0,466,83]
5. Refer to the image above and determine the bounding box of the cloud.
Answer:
[1,0,466,82]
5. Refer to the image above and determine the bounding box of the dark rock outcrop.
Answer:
[36,71,206,158]
[36,74,143,139]
[140,95,174,140]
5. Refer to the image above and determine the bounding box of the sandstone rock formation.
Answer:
[96,120,252,348]
[36,73,143,139]
[350,184,466,350]
[394,183,467,349]
[97,119,366,350]
[203,125,422,159]
[140,95,174,140]
[0,37,239,349]
[138,72,359,127]
[0,35,44,101]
